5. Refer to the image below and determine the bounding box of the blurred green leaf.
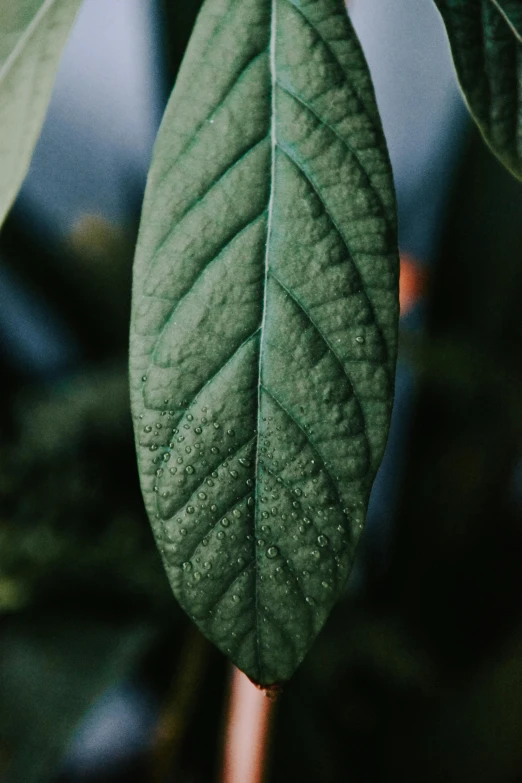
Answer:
[492,0,522,40]
[0,612,154,783]
[0,0,82,227]
[130,0,398,685]
[435,0,522,179]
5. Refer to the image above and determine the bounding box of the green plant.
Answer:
[1,0,521,694]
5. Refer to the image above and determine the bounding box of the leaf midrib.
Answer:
[489,0,522,42]
[252,0,278,684]
[0,0,54,79]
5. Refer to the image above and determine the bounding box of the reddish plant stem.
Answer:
[221,667,279,783]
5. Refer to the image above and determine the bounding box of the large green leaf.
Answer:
[434,0,522,179]
[0,0,82,227]
[130,0,399,685]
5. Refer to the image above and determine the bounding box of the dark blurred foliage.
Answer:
[1,3,522,782]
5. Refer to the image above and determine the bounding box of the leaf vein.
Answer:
[144,328,260,419]
[159,436,256,523]
[151,210,266,352]
[261,384,348,520]
[151,135,269,266]
[158,48,269,186]
[277,141,392,382]
[276,78,394,232]
[184,490,254,564]
[269,271,369,447]
[204,558,256,615]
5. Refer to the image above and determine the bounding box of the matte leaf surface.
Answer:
[435,0,522,179]
[130,0,398,684]
[0,0,82,226]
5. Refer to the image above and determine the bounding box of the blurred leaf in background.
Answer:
[0,614,153,783]
[0,0,83,225]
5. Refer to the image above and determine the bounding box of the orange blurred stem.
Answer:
[221,667,280,783]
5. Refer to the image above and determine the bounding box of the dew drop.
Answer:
[185,465,195,474]
[198,491,207,500]
[221,518,230,528]
[144,425,152,433]
[186,506,195,515]
[232,594,240,603]
[163,452,171,462]
[317,534,329,547]
[355,335,365,344]
[182,562,192,572]
[266,546,279,559]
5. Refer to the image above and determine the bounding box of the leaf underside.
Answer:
[0,0,82,227]
[130,0,398,685]
[435,0,522,180]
